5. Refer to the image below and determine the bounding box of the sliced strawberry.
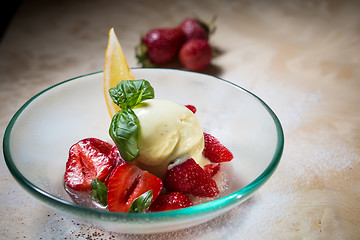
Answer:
[164,158,219,197]
[108,145,124,166]
[203,163,220,177]
[185,104,197,114]
[203,132,233,163]
[107,162,163,213]
[149,192,192,212]
[104,145,124,187]
[64,138,114,191]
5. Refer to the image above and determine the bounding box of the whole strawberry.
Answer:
[140,28,186,65]
[179,18,210,41]
[179,39,213,71]
[164,158,219,197]
[149,192,192,212]
[203,132,233,163]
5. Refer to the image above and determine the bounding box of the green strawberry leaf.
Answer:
[135,43,156,68]
[91,178,108,206]
[128,190,153,213]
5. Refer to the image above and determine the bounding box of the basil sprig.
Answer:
[109,108,140,161]
[109,79,154,109]
[109,79,154,162]
[128,190,153,213]
[91,178,108,206]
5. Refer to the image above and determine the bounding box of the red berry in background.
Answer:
[64,138,114,191]
[179,18,209,41]
[142,28,186,64]
[149,192,193,212]
[203,133,233,163]
[107,162,163,213]
[164,158,219,197]
[179,39,212,71]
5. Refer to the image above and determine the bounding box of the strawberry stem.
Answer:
[135,42,156,68]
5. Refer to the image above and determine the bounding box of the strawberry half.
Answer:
[164,158,219,197]
[203,163,220,177]
[107,162,163,213]
[185,104,197,114]
[64,138,114,191]
[108,145,124,166]
[203,132,233,163]
[149,192,192,212]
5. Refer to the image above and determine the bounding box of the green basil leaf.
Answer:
[91,178,108,206]
[109,79,154,109]
[109,108,140,162]
[128,190,153,213]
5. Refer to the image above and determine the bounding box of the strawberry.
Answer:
[107,162,163,213]
[164,158,219,197]
[149,192,192,212]
[203,163,220,177]
[108,145,124,166]
[103,145,124,187]
[203,133,233,163]
[185,104,197,114]
[64,138,114,191]
[179,18,210,41]
[139,28,186,65]
[179,39,212,71]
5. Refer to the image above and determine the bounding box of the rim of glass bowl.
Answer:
[3,69,284,220]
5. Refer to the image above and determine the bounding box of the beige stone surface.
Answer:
[1,0,359,239]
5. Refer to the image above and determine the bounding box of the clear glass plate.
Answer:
[3,68,284,234]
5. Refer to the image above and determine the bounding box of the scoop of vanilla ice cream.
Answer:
[133,99,208,177]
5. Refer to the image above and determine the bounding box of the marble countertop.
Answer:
[1,0,359,239]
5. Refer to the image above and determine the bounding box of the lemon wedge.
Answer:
[104,28,135,117]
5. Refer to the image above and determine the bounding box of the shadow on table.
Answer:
[0,0,22,43]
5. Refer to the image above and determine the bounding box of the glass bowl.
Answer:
[3,68,284,234]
